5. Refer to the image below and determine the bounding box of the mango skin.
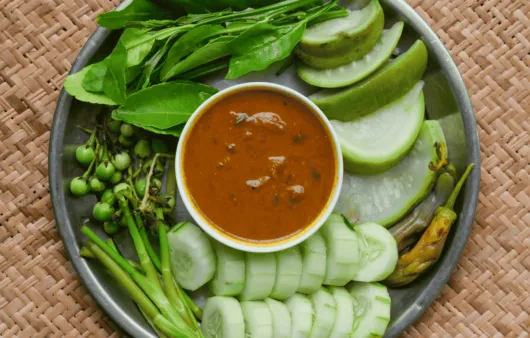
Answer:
[309,40,428,121]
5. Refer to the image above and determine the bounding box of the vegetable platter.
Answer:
[49,0,481,337]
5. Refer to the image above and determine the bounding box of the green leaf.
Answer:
[114,81,217,130]
[225,1,335,79]
[225,21,305,79]
[168,36,233,78]
[97,0,170,30]
[176,0,282,13]
[64,65,117,105]
[160,25,225,81]
[103,41,128,105]
[112,111,185,137]
[137,38,175,90]
[82,59,109,92]
[120,28,157,67]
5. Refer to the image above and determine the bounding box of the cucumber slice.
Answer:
[202,296,245,338]
[347,282,391,338]
[320,214,358,286]
[285,293,313,338]
[310,40,428,121]
[297,232,327,294]
[352,223,398,282]
[208,240,246,296]
[167,222,216,291]
[270,247,303,300]
[331,81,425,174]
[335,120,446,227]
[308,288,337,338]
[299,0,384,57]
[241,301,273,338]
[239,252,276,301]
[328,287,354,338]
[265,298,292,338]
[297,22,404,88]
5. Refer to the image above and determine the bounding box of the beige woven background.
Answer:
[0,0,528,336]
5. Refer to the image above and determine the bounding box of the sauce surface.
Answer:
[183,89,336,241]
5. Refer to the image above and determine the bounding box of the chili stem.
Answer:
[445,163,475,210]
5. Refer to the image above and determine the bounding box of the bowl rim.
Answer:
[49,1,481,337]
[175,82,344,253]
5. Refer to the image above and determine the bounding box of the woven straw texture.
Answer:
[0,0,529,336]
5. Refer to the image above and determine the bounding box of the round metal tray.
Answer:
[49,1,481,337]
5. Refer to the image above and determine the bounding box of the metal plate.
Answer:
[49,1,481,337]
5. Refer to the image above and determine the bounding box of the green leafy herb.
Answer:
[97,0,170,30]
[113,81,217,130]
[225,1,334,79]
[177,0,283,13]
[179,59,230,80]
[160,25,225,81]
[167,36,233,78]
[103,41,128,105]
[64,65,117,105]
[82,59,109,93]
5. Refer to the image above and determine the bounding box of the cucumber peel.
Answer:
[202,296,245,338]
[297,22,404,88]
[299,0,384,57]
[331,81,425,174]
[334,120,447,227]
[347,282,391,338]
[351,223,398,282]
[296,2,384,69]
[310,39,428,121]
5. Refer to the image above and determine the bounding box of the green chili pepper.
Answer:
[384,163,475,287]
[389,173,455,252]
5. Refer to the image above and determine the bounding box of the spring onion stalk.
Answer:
[158,216,202,335]
[81,245,144,271]
[118,196,161,287]
[81,225,190,333]
[87,244,191,338]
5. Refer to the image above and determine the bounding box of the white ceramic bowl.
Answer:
[176,82,343,253]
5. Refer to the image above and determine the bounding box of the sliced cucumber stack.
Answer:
[239,252,276,301]
[297,22,404,88]
[209,240,246,296]
[320,214,358,286]
[328,287,355,338]
[308,288,337,338]
[297,0,384,69]
[352,223,398,282]
[310,40,428,121]
[167,222,216,291]
[297,232,327,294]
[347,282,391,338]
[335,120,447,227]
[265,298,292,338]
[285,293,313,338]
[241,301,273,338]
[331,82,425,174]
[270,246,303,300]
[202,296,245,338]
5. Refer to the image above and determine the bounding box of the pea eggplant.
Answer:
[384,163,476,287]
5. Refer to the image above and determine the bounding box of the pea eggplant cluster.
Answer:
[69,119,176,236]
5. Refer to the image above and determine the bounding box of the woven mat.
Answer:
[0,0,529,336]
